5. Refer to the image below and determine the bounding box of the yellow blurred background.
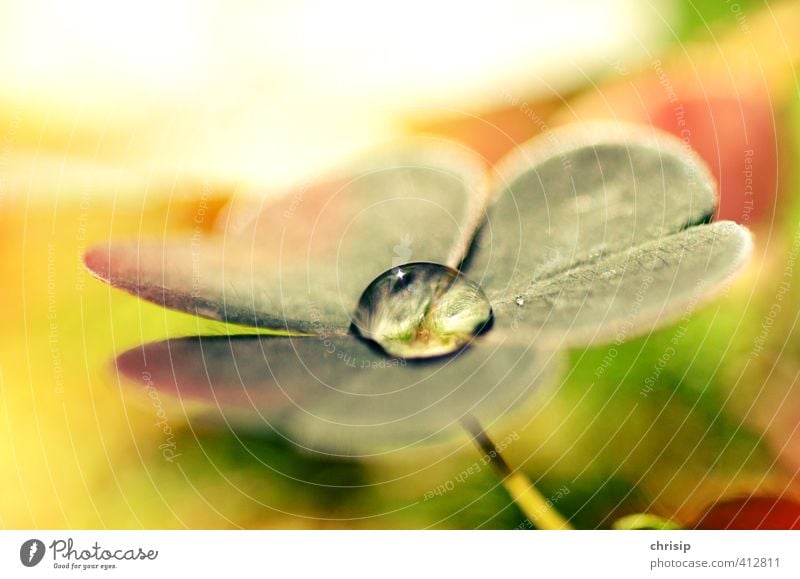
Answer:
[1,0,799,529]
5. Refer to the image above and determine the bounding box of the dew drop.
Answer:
[351,262,492,359]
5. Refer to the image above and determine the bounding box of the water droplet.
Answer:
[352,262,492,359]
[515,296,526,307]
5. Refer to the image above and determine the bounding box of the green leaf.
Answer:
[613,513,682,530]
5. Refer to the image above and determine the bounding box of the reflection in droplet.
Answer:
[351,262,492,359]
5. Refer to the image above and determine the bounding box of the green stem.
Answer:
[461,416,572,530]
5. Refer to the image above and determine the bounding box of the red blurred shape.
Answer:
[693,496,800,530]
[651,96,778,225]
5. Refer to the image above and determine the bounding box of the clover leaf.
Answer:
[84,124,752,459]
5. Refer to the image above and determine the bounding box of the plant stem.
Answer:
[461,415,572,530]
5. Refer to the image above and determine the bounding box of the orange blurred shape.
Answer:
[412,98,561,166]
[693,496,800,530]
[650,94,777,225]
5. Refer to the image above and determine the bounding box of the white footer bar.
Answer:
[1,530,798,578]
